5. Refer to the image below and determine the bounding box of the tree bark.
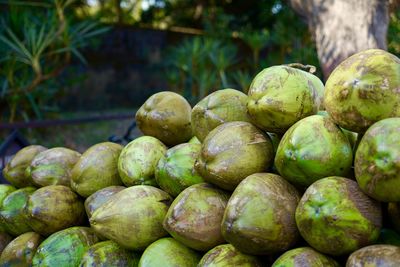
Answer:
[289,0,390,79]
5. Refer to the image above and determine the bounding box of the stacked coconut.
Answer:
[0,49,400,267]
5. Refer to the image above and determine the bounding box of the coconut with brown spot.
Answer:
[0,232,43,267]
[84,186,125,219]
[90,185,172,251]
[198,244,262,267]
[247,64,324,134]
[324,49,400,133]
[346,245,400,267]
[163,183,229,251]
[27,147,81,187]
[221,173,300,255]
[25,185,86,236]
[3,145,47,188]
[191,88,251,142]
[195,121,274,191]
[272,247,339,267]
[0,187,36,236]
[138,237,201,267]
[355,117,400,202]
[136,91,192,146]
[275,115,353,187]
[118,136,167,186]
[71,142,124,198]
[295,176,382,256]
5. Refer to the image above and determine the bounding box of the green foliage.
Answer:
[164,1,320,102]
[0,0,108,122]
[388,9,400,55]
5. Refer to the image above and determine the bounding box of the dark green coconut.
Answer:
[0,232,43,267]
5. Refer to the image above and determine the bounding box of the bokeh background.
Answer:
[1,0,399,152]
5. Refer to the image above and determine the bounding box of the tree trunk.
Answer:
[289,0,390,79]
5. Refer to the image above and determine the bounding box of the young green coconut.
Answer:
[221,173,301,255]
[71,142,124,198]
[247,64,324,133]
[355,117,400,202]
[191,88,251,142]
[79,240,140,267]
[295,177,382,256]
[138,238,201,267]
[135,91,193,146]
[324,49,400,133]
[2,145,47,188]
[198,244,262,267]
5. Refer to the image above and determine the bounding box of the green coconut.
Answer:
[195,121,274,190]
[198,244,262,267]
[0,185,16,232]
[71,142,123,198]
[79,240,140,267]
[25,185,86,236]
[191,88,251,141]
[2,145,47,188]
[0,232,12,255]
[27,147,81,187]
[32,227,99,267]
[0,187,35,236]
[222,173,300,255]
[139,237,201,267]
[136,91,193,146]
[355,118,400,202]
[272,247,339,267]
[247,65,324,133]
[84,186,125,219]
[155,143,204,197]
[118,136,167,186]
[0,232,43,267]
[295,177,382,256]
[324,49,400,133]
[275,115,353,187]
[163,183,229,251]
[346,245,400,267]
[90,186,172,251]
